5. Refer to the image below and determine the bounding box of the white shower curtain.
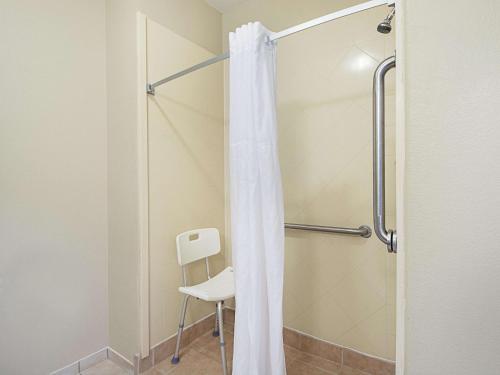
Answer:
[229,22,286,375]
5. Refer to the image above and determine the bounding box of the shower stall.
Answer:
[137,0,401,372]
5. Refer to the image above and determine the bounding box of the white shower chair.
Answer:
[171,228,234,375]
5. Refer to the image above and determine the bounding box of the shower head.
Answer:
[377,20,392,34]
[377,7,395,34]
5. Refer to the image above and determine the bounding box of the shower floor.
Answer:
[142,331,371,374]
[82,323,373,375]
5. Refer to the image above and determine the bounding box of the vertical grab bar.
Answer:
[373,55,397,253]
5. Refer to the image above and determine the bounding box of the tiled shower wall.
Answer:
[223,0,396,360]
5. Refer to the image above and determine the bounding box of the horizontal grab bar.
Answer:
[285,223,372,238]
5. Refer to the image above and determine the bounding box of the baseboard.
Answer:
[51,310,226,375]
[224,308,395,375]
[50,347,133,375]
[52,307,394,375]
[283,325,395,375]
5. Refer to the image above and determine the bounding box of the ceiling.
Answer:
[205,0,248,13]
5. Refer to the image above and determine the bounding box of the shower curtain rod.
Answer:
[146,0,394,94]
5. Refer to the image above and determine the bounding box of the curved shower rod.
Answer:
[146,0,395,95]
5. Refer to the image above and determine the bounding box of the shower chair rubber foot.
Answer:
[212,330,220,337]
[171,356,180,364]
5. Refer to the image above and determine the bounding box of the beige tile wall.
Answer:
[147,19,225,348]
[106,0,222,360]
[222,1,396,360]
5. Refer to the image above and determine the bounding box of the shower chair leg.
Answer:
[172,295,189,364]
[213,305,220,337]
[216,301,228,375]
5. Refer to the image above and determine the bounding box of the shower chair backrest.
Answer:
[175,228,221,266]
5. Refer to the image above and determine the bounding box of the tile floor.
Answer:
[80,359,131,375]
[83,323,373,375]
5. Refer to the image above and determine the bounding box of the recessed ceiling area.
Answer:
[205,0,248,13]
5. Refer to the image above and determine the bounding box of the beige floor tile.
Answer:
[142,369,164,375]
[79,360,130,375]
[84,324,380,375]
[224,322,234,333]
[340,365,373,375]
[153,348,197,374]
[189,330,216,349]
[284,343,342,374]
[154,349,223,375]
[190,328,234,364]
[294,351,341,373]
[286,358,331,375]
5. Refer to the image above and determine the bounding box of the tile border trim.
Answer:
[50,347,132,375]
[60,307,394,375]
[282,323,395,375]
[227,307,395,375]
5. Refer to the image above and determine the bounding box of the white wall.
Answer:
[0,1,108,373]
[403,0,500,373]
[0,0,222,371]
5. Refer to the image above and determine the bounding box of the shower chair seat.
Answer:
[179,266,234,302]
[172,228,234,375]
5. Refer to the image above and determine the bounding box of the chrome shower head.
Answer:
[377,20,392,34]
[377,7,395,34]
